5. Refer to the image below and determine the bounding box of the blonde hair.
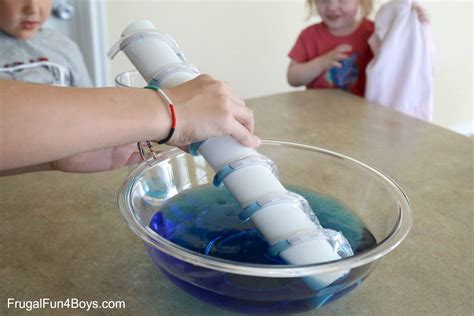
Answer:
[306,0,374,19]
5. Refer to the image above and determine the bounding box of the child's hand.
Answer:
[51,144,142,173]
[413,2,430,24]
[164,75,261,149]
[320,44,353,69]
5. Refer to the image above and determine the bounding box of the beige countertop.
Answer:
[1,90,472,315]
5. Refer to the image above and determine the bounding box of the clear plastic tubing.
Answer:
[109,20,349,290]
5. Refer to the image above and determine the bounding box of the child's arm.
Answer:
[0,143,143,175]
[287,44,352,87]
[0,75,260,172]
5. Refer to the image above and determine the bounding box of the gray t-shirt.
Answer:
[0,28,92,87]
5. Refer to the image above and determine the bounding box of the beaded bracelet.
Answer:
[144,84,176,144]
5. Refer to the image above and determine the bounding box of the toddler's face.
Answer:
[0,0,52,39]
[315,0,361,35]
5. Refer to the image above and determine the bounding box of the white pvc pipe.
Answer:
[109,20,349,290]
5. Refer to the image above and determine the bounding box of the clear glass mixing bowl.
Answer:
[115,69,146,88]
[117,140,411,313]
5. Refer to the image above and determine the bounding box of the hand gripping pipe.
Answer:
[109,20,352,290]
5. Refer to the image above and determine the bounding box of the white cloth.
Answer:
[365,0,435,121]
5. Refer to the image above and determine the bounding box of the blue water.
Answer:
[147,184,377,313]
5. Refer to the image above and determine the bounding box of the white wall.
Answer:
[105,0,473,135]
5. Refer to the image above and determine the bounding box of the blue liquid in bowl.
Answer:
[146,184,377,313]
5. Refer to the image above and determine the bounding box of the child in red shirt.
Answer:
[287,0,374,97]
[287,0,429,97]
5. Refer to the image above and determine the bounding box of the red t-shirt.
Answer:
[288,19,374,96]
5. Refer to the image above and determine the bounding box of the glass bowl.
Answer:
[117,140,411,314]
[115,69,146,88]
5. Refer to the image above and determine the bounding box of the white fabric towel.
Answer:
[365,0,435,121]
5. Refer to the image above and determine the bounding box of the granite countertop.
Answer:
[1,90,472,315]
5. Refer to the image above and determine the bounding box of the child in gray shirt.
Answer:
[0,0,92,87]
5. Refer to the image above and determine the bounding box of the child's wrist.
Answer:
[312,55,331,73]
[321,54,333,70]
[145,86,176,144]
[142,88,169,141]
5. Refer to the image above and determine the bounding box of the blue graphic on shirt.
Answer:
[325,53,359,90]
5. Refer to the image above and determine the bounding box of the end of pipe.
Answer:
[122,20,156,36]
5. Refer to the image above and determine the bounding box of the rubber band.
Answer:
[149,63,199,88]
[267,230,326,258]
[189,141,205,156]
[107,29,184,61]
[212,154,277,187]
[144,85,176,144]
[240,191,318,224]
